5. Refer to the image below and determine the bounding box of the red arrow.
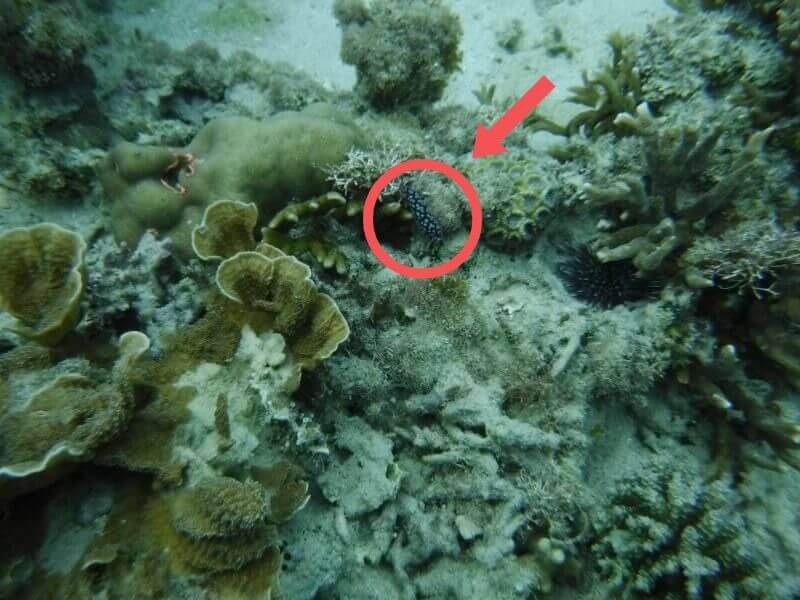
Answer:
[471,76,555,159]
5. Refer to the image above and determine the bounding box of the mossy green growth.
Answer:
[334,0,463,109]
[199,0,271,32]
[98,104,362,257]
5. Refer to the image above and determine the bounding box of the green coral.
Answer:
[333,0,463,109]
[98,104,363,257]
[466,153,558,250]
[584,104,770,277]
[593,466,774,598]
[526,32,642,137]
[0,223,86,345]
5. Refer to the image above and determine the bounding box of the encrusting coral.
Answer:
[0,223,86,346]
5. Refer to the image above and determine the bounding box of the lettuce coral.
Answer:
[0,223,86,345]
[0,331,149,501]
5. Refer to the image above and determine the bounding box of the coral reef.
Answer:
[592,465,774,598]
[0,223,86,345]
[584,103,770,278]
[98,103,363,256]
[333,0,463,109]
[3,1,800,598]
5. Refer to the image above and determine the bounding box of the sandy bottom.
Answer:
[113,0,674,112]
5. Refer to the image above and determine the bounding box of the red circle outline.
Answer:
[362,159,482,279]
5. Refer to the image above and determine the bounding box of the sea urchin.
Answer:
[558,245,660,308]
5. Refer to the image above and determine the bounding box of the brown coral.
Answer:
[0,223,86,345]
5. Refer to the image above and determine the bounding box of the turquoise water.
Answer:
[1,1,799,598]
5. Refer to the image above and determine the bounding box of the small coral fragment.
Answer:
[0,224,86,345]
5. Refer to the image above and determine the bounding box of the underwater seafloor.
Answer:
[1,0,800,598]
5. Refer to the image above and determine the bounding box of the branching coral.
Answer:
[526,33,642,137]
[592,465,774,598]
[680,343,800,472]
[583,103,771,277]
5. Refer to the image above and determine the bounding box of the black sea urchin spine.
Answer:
[558,245,660,308]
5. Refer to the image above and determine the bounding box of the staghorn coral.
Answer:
[0,223,86,345]
[749,293,800,393]
[679,342,800,472]
[526,32,642,137]
[333,0,463,109]
[592,465,774,598]
[583,103,770,277]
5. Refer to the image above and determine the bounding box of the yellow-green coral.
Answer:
[0,332,149,500]
[191,199,258,261]
[214,247,350,367]
[0,223,86,345]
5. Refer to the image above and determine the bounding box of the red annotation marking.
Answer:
[364,75,554,278]
[363,159,482,279]
[472,75,556,159]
